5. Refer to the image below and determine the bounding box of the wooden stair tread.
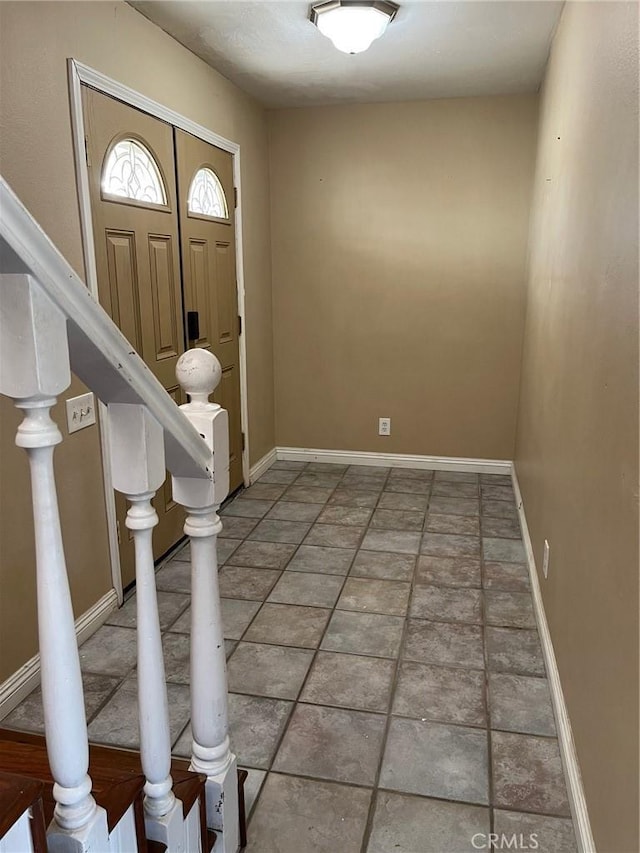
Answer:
[0,770,44,839]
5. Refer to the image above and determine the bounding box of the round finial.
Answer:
[176,349,222,406]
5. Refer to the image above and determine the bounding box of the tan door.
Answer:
[83,86,186,587]
[175,130,243,492]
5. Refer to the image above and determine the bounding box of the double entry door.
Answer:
[83,86,243,587]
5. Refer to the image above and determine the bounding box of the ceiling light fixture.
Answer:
[310,1,399,55]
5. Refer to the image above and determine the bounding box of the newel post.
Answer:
[0,274,109,851]
[172,349,239,853]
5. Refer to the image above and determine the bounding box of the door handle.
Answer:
[187,311,200,342]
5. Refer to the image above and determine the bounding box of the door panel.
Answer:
[175,129,244,491]
[83,86,186,587]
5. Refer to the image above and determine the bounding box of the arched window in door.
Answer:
[102,138,167,206]
[187,166,229,220]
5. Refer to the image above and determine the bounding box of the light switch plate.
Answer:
[66,392,96,434]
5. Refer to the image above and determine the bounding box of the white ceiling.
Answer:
[130,0,563,109]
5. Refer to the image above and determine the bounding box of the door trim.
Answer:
[67,59,251,597]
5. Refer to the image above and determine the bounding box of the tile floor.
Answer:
[2,461,578,852]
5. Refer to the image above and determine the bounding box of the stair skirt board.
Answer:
[0,589,118,720]
[0,808,34,853]
[248,447,277,484]
[512,470,596,853]
[275,446,512,475]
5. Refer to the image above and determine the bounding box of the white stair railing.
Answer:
[0,176,240,852]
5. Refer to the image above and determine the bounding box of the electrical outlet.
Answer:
[542,539,550,578]
[378,417,391,436]
[66,392,96,434]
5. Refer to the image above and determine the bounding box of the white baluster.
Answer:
[0,274,109,851]
[172,349,239,853]
[107,402,185,850]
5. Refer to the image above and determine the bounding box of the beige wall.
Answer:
[0,1,275,683]
[269,96,538,458]
[514,3,639,851]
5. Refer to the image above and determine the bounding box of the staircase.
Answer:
[0,177,246,852]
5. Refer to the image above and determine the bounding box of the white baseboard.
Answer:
[512,469,595,853]
[276,446,512,475]
[249,448,278,483]
[0,588,118,720]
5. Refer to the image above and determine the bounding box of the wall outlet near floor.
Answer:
[378,417,391,436]
[542,539,550,578]
[66,392,96,434]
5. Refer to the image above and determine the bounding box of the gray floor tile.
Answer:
[337,577,411,616]
[300,651,395,713]
[492,731,570,816]
[227,540,297,569]
[432,481,478,499]
[378,491,429,512]
[271,460,307,471]
[225,640,238,659]
[296,472,343,489]
[421,533,480,558]
[426,513,480,536]
[169,543,190,562]
[428,496,480,517]
[389,467,433,481]
[328,487,381,508]
[227,642,314,700]
[242,482,288,501]
[481,515,522,539]
[248,518,311,544]
[485,590,536,628]
[404,620,484,669]
[371,508,425,531]
[489,673,556,736]
[493,810,577,852]
[410,585,482,624]
[367,791,490,853]
[106,590,190,631]
[486,627,545,676]
[361,529,421,555]
[268,571,345,608]
[219,598,262,639]
[274,703,386,785]
[481,484,514,502]
[162,631,190,683]
[156,559,191,594]
[4,673,120,733]
[88,677,190,750]
[416,555,481,588]
[380,717,489,804]
[480,473,512,484]
[218,516,259,539]
[393,661,486,727]
[217,539,243,565]
[304,523,364,548]
[383,478,430,495]
[322,610,405,658]
[266,500,324,522]
[246,773,371,853]
[347,465,390,476]
[244,603,331,648]
[435,470,478,483]
[481,499,518,520]
[218,566,281,601]
[306,462,349,474]
[350,551,416,581]
[286,545,355,575]
[483,561,530,592]
[240,767,267,817]
[483,537,526,563]
[282,485,335,504]
[175,693,292,769]
[256,469,299,484]
[79,625,137,677]
[221,498,274,518]
[317,505,373,526]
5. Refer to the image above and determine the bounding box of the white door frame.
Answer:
[67,58,251,602]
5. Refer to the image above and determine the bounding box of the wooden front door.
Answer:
[83,86,186,587]
[175,130,243,492]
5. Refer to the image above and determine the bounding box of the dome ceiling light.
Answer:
[310,1,399,54]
